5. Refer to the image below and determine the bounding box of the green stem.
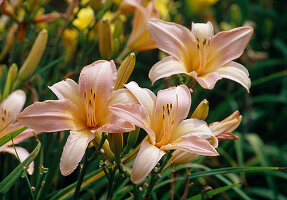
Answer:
[144,151,173,199]
[116,47,131,62]
[73,133,107,200]
[74,154,88,200]
[12,139,35,200]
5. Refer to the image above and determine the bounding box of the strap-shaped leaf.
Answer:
[187,183,241,200]
[0,140,41,193]
[0,126,27,147]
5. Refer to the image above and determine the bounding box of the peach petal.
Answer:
[170,118,213,143]
[189,71,222,90]
[131,139,165,184]
[1,146,34,175]
[154,85,191,127]
[49,78,84,112]
[216,132,239,141]
[207,26,253,71]
[216,61,251,92]
[0,90,26,127]
[17,100,86,132]
[148,56,187,84]
[125,82,156,120]
[79,60,117,118]
[60,129,95,176]
[209,111,242,137]
[171,150,198,165]
[147,19,195,66]
[110,103,155,144]
[161,135,218,156]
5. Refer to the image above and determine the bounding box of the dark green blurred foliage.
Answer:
[0,0,286,199]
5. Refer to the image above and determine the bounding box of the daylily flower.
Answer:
[18,60,137,176]
[171,111,241,165]
[110,82,218,183]
[0,90,38,175]
[209,111,241,141]
[147,19,253,91]
[125,0,158,52]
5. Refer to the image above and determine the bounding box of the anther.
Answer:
[203,39,206,45]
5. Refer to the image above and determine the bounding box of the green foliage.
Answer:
[0,0,286,199]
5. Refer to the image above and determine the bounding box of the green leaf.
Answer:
[0,139,41,193]
[187,166,283,180]
[0,126,27,147]
[187,183,241,200]
[246,134,278,200]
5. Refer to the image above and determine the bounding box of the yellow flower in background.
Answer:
[185,0,218,14]
[154,0,169,19]
[72,7,94,30]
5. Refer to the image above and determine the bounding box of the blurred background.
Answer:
[0,0,286,199]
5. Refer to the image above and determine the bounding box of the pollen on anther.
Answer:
[203,39,206,45]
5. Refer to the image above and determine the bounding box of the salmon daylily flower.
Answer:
[110,82,218,183]
[0,90,38,175]
[147,19,253,91]
[171,111,241,165]
[18,60,137,176]
[125,0,158,52]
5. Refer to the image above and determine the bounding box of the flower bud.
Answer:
[230,4,242,26]
[3,63,18,99]
[98,19,113,59]
[89,0,103,12]
[114,53,135,90]
[209,111,242,140]
[0,24,17,62]
[17,29,48,82]
[93,132,115,162]
[108,133,123,160]
[1,1,15,17]
[170,150,198,166]
[191,99,209,120]
[127,126,139,147]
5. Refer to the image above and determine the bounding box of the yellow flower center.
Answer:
[155,103,174,147]
[0,108,10,130]
[84,88,98,128]
[196,36,212,74]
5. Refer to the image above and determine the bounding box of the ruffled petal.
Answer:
[189,71,222,90]
[49,78,85,112]
[170,118,217,148]
[216,132,239,141]
[216,61,251,92]
[0,90,26,128]
[96,117,135,133]
[17,100,86,132]
[127,2,157,51]
[124,82,156,120]
[110,103,155,144]
[1,146,34,175]
[147,19,195,66]
[154,85,191,132]
[207,26,253,71]
[79,60,117,119]
[60,129,95,176]
[209,111,241,137]
[161,135,218,156]
[149,56,187,84]
[131,139,165,184]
